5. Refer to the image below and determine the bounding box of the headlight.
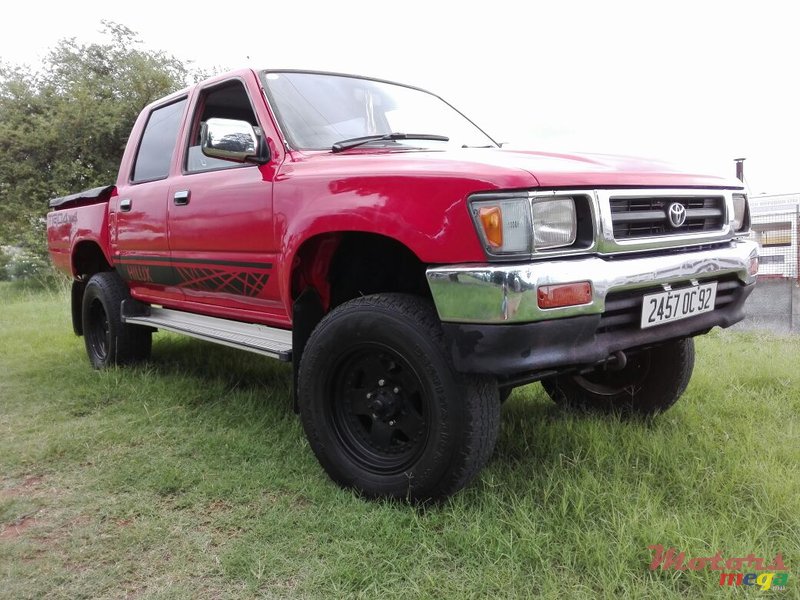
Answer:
[470,196,532,255]
[732,193,749,232]
[470,194,580,257]
[532,198,577,249]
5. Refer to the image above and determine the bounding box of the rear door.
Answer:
[112,97,188,304]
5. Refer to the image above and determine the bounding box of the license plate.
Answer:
[640,282,717,329]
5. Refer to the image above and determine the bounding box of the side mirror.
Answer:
[200,118,269,164]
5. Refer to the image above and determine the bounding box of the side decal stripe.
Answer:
[113,254,273,270]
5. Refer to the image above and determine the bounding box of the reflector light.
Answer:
[537,281,593,309]
[748,257,759,276]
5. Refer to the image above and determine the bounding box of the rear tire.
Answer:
[82,272,152,369]
[298,293,500,501]
[541,338,695,416]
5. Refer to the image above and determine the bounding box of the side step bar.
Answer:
[122,301,292,361]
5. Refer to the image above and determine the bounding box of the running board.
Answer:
[122,302,292,361]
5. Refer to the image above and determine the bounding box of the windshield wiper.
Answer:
[331,132,449,153]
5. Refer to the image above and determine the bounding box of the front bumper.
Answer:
[426,240,758,378]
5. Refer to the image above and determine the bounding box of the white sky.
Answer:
[2,0,798,194]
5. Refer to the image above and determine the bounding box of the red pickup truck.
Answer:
[47,69,758,500]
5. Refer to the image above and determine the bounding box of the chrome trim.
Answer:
[594,188,738,254]
[201,118,258,163]
[426,240,758,323]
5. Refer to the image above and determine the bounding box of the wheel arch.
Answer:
[70,240,114,336]
[72,240,113,279]
[288,230,432,411]
[289,231,431,310]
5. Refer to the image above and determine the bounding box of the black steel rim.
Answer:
[328,343,430,474]
[573,350,651,397]
[86,298,110,363]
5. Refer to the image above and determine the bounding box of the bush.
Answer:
[0,21,189,268]
[6,248,51,280]
[0,250,10,281]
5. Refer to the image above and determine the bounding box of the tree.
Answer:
[0,22,190,275]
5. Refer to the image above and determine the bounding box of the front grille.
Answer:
[597,276,742,334]
[610,196,726,239]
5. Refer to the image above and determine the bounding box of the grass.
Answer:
[1,281,798,599]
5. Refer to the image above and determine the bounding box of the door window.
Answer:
[131,98,187,183]
[184,80,261,173]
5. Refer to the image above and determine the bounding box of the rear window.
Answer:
[132,98,187,183]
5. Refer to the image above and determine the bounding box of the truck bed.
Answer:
[47,185,115,277]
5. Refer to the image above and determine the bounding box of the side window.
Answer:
[132,98,187,183]
[185,80,260,173]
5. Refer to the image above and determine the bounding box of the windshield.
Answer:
[262,71,497,151]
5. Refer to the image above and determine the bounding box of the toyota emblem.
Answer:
[667,202,687,228]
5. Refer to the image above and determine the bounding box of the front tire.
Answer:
[82,272,152,369]
[541,338,695,416]
[298,294,500,501]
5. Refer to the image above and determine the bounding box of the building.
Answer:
[748,193,799,280]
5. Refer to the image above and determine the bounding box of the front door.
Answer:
[167,75,285,325]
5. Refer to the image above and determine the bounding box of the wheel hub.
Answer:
[330,345,428,474]
[369,389,400,421]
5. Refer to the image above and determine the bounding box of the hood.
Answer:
[497,148,741,189]
[295,147,742,191]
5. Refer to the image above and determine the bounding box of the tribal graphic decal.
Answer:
[114,255,272,298]
[174,266,270,296]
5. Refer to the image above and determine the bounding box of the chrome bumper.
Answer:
[426,240,759,324]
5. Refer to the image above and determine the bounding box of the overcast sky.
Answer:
[2,0,797,194]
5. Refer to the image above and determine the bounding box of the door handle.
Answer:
[174,190,191,206]
[119,198,132,212]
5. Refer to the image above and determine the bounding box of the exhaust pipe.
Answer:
[734,157,746,182]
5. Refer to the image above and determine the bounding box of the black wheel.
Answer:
[541,338,695,416]
[82,272,151,369]
[499,387,513,404]
[298,293,500,501]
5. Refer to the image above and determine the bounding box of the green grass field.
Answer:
[1,282,798,599]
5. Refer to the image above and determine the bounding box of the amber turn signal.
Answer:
[537,281,593,309]
[478,206,503,248]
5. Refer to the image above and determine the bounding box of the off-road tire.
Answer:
[298,293,500,501]
[541,338,695,416]
[82,272,152,369]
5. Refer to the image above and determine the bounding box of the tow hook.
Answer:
[607,350,628,371]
